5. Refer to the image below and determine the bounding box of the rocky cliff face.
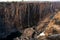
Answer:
[0,2,59,40]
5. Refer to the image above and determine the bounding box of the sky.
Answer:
[0,0,60,2]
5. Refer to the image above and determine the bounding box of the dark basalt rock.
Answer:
[47,34,60,40]
[0,31,22,40]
